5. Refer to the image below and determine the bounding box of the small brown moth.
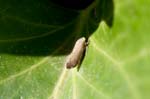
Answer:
[65,37,88,69]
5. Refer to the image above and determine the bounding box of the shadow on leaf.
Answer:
[0,0,114,56]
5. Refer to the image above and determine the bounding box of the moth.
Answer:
[65,37,88,69]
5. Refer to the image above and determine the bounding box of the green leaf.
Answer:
[0,0,150,99]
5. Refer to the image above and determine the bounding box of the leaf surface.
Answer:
[0,0,150,99]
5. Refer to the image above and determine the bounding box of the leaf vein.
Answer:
[91,37,141,99]
[0,57,49,85]
[78,74,111,99]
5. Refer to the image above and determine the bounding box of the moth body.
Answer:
[65,37,88,69]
